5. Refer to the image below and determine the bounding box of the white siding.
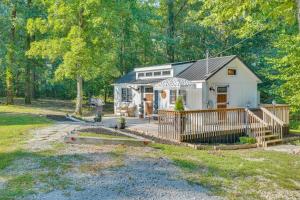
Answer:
[207,58,259,108]
[114,85,141,116]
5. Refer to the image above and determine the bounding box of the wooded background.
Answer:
[0,0,299,114]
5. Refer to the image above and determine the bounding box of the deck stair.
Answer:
[248,107,289,147]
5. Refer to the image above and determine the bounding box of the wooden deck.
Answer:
[158,106,290,145]
[102,105,289,146]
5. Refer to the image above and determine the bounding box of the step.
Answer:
[263,139,283,147]
[262,134,279,140]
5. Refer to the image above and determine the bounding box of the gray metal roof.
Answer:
[176,55,236,80]
[115,71,136,84]
[115,55,254,84]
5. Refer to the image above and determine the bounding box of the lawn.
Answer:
[0,104,82,199]
[150,144,300,199]
[0,101,299,200]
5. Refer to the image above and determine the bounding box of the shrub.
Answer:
[239,136,256,144]
[118,117,126,124]
[174,96,184,112]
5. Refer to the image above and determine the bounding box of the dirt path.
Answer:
[23,121,221,200]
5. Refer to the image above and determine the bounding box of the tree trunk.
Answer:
[75,75,83,115]
[104,87,107,104]
[297,0,300,32]
[24,62,31,104]
[167,0,175,62]
[6,5,16,105]
[25,0,32,104]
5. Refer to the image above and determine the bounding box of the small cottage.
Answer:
[113,55,261,117]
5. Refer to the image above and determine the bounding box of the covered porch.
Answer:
[114,77,201,118]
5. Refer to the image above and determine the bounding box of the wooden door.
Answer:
[217,86,228,121]
[145,93,153,116]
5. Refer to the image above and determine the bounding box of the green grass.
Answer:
[78,132,133,139]
[290,120,300,134]
[0,105,84,199]
[151,143,300,199]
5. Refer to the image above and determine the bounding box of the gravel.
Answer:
[22,121,222,200]
[28,156,221,200]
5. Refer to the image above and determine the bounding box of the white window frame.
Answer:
[121,88,132,102]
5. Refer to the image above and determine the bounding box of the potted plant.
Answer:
[174,96,185,112]
[117,117,126,129]
[174,96,186,133]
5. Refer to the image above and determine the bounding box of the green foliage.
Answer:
[118,116,126,124]
[239,137,256,144]
[174,95,184,112]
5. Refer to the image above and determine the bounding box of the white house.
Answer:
[113,55,261,117]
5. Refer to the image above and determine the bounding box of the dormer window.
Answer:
[138,73,144,78]
[145,72,152,77]
[154,71,161,76]
[228,69,237,76]
[162,70,171,75]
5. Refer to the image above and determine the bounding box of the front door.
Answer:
[216,86,228,121]
[144,87,154,116]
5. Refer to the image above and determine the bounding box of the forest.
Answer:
[0,0,299,114]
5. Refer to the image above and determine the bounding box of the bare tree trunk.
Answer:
[25,0,32,104]
[167,0,175,62]
[75,75,83,115]
[6,5,16,105]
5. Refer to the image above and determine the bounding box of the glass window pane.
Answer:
[169,90,177,104]
[145,72,152,77]
[138,73,144,77]
[228,69,236,75]
[217,86,227,93]
[162,70,171,75]
[154,71,161,76]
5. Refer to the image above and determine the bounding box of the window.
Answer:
[121,88,132,102]
[154,71,161,76]
[144,87,153,93]
[169,90,187,104]
[179,90,187,104]
[217,86,228,93]
[228,68,237,76]
[169,90,177,104]
[162,70,171,76]
[138,73,144,78]
[145,72,152,77]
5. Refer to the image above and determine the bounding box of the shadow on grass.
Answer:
[0,112,52,126]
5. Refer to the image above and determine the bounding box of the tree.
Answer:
[194,0,300,111]
[6,3,16,104]
[27,0,117,115]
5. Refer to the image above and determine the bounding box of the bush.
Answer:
[239,136,256,144]
[174,96,184,112]
[118,117,126,124]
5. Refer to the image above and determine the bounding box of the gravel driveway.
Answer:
[22,121,221,200]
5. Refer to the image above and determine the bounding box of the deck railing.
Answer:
[158,105,290,143]
[261,107,288,138]
[245,109,269,144]
[260,104,289,124]
[158,108,246,143]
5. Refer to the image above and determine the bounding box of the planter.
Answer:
[117,122,126,129]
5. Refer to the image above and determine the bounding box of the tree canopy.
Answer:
[0,0,299,113]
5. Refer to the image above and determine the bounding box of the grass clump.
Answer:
[239,136,256,144]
